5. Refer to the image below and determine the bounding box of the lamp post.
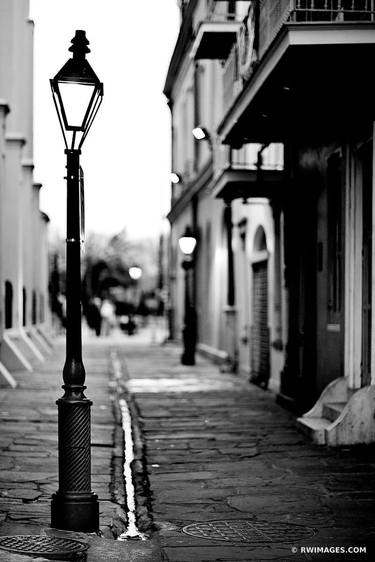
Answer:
[178,227,197,365]
[128,266,143,335]
[50,30,103,532]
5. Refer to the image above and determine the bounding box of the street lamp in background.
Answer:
[50,30,103,532]
[178,227,197,365]
[129,266,143,281]
[128,266,143,335]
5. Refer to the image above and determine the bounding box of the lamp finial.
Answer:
[69,30,90,59]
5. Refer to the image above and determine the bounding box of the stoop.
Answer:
[296,377,375,445]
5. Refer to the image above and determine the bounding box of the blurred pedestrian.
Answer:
[86,297,102,336]
[100,298,115,336]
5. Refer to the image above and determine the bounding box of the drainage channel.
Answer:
[111,350,147,542]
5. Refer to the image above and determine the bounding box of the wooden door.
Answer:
[250,259,270,388]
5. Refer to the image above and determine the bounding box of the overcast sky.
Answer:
[29,0,179,241]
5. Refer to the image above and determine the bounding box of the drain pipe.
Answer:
[256,142,270,190]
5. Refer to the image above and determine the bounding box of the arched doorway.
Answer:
[5,281,13,329]
[250,226,270,388]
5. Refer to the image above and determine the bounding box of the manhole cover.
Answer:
[0,535,88,560]
[182,519,316,544]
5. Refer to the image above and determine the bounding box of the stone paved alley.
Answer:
[118,339,375,561]
[0,329,375,561]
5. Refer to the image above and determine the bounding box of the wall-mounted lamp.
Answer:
[192,126,209,141]
[170,172,181,184]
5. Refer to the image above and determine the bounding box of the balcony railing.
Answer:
[259,0,375,57]
[214,143,284,175]
[291,0,375,22]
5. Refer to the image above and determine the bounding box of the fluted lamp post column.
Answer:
[50,30,103,532]
[178,227,197,365]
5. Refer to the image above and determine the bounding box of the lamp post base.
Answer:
[181,353,195,366]
[51,491,99,532]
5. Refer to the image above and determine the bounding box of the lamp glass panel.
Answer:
[179,236,197,255]
[58,82,95,128]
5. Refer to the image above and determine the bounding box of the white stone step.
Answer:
[296,416,331,445]
[322,401,346,423]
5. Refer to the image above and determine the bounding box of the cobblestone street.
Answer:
[0,330,375,560]
[0,333,161,562]
[119,337,375,561]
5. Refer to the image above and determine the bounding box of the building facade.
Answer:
[0,0,51,384]
[165,0,375,444]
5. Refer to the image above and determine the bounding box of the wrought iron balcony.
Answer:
[259,0,375,57]
[211,143,284,200]
[218,0,375,146]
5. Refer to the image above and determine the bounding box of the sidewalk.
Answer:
[0,333,161,562]
[115,338,375,562]
[1,328,375,561]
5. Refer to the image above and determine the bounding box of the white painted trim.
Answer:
[0,362,17,388]
[250,249,269,264]
[3,332,32,372]
[371,124,375,384]
[36,325,54,348]
[28,326,52,355]
[19,328,44,362]
[190,21,241,60]
[344,145,363,389]
[197,342,229,362]
[288,24,375,46]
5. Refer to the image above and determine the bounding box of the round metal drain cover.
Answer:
[182,519,316,544]
[0,535,88,560]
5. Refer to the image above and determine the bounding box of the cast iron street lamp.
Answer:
[127,266,143,335]
[50,30,103,532]
[128,266,143,281]
[178,227,197,365]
